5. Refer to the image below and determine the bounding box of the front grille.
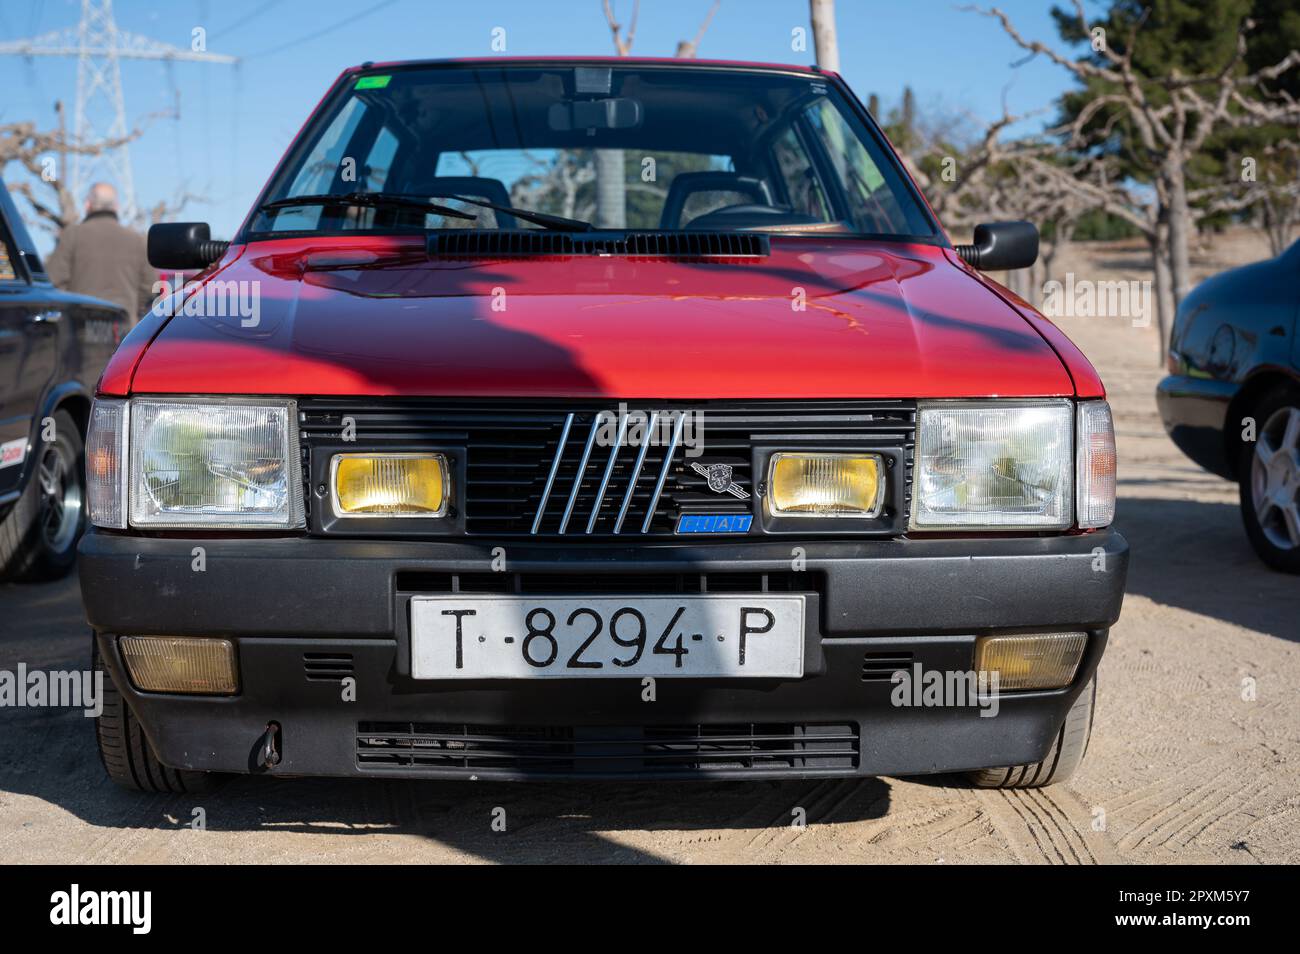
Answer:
[299,399,915,538]
[356,722,858,776]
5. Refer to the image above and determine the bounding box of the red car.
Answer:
[80,58,1125,791]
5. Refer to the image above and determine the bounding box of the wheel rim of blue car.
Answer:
[1251,405,1300,551]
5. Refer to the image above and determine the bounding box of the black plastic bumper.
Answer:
[81,529,1128,781]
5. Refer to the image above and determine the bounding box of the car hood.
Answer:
[130,235,1074,398]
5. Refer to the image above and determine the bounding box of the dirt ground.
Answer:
[1,229,1296,864]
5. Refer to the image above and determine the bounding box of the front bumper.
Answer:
[81,529,1128,781]
[1156,373,1237,479]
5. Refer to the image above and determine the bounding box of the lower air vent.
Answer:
[428,230,770,259]
[357,722,858,776]
[304,652,354,682]
[861,651,914,683]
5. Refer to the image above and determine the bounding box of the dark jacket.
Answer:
[46,210,158,320]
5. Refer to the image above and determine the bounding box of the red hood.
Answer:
[125,235,1075,399]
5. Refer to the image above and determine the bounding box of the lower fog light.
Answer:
[119,636,239,695]
[974,632,1086,691]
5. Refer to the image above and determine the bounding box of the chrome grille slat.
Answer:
[530,412,574,534]
[615,411,658,534]
[643,412,687,534]
[586,411,629,534]
[558,414,605,535]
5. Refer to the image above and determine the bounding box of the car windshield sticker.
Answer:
[355,75,391,90]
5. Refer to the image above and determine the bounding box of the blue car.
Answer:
[1157,240,1300,573]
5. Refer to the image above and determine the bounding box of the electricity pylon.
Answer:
[0,0,237,222]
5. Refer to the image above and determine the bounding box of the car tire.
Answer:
[0,409,86,581]
[1238,387,1300,574]
[93,637,219,794]
[966,677,1095,789]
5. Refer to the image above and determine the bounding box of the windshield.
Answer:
[246,64,939,240]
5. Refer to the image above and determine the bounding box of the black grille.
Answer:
[356,722,858,776]
[427,230,770,259]
[861,651,914,683]
[298,399,915,538]
[303,652,354,682]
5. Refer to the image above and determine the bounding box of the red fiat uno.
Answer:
[80,58,1124,792]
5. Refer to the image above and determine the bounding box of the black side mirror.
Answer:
[954,221,1038,271]
[147,222,230,270]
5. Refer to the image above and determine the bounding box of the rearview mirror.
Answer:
[954,221,1038,272]
[147,222,230,270]
[547,97,643,132]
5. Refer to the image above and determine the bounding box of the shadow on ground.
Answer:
[1115,490,1300,642]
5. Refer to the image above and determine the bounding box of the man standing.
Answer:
[46,182,158,322]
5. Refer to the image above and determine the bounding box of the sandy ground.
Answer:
[0,230,1297,864]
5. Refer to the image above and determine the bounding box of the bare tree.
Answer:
[969,2,1300,338]
[1,101,194,234]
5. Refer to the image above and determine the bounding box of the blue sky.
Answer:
[0,0,1081,251]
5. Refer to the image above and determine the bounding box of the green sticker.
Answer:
[355,75,391,90]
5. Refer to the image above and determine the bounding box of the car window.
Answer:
[0,221,20,282]
[803,98,925,235]
[770,126,829,220]
[248,66,938,240]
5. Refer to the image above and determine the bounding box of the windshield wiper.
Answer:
[257,192,477,221]
[431,194,593,232]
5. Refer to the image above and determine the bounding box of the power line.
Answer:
[243,0,399,60]
[209,0,285,42]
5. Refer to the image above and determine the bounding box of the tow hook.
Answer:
[258,722,282,769]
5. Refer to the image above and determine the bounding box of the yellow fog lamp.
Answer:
[332,453,448,517]
[974,633,1087,691]
[767,453,885,516]
[119,636,239,695]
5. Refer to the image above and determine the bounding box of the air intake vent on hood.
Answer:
[427,230,770,259]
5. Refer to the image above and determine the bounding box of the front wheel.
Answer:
[1239,389,1300,574]
[966,678,1095,789]
[93,637,219,794]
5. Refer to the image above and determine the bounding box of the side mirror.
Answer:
[147,222,229,270]
[954,221,1038,271]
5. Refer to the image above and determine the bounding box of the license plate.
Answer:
[410,595,806,679]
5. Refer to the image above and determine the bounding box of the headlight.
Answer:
[332,453,449,517]
[767,452,884,516]
[911,401,1073,529]
[128,398,303,528]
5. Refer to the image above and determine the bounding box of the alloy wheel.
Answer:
[1250,405,1300,551]
[36,440,83,554]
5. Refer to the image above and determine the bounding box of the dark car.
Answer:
[0,183,126,579]
[1157,240,1300,573]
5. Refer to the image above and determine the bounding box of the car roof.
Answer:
[349,56,828,76]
